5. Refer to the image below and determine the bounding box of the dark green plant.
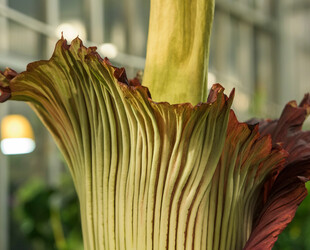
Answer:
[14,176,83,250]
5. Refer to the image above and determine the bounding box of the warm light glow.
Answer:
[99,43,118,59]
[208,72,216,89]
[1,138,35,155]
[233,91,250,112]
[1,115,35,155]
[56,21,86,42]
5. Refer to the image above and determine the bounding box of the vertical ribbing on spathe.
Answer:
[4,38,286,250]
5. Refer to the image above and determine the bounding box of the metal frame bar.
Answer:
[273,0,295,109]
[286,1,310,12]
[0,115,9,250]
[216,0,276,33]
[0,1,9,248]
[89,0,104,43]
[0,3,145,69]
[0,4,56,37]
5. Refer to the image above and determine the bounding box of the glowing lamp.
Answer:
[55,21,87,42]
[99,43,118,59]
[1,115,35,155]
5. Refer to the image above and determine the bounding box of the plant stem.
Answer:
[143,0,215,105]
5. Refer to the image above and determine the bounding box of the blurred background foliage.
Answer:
[12,172,82,250]
[0,0,309,249]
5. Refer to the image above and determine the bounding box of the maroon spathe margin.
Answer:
[244,95,310,250]
[0,68,17,102]
[0,86,11,102]
[0,68,18,102]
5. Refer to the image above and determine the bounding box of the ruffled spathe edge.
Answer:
[0,37,235,113]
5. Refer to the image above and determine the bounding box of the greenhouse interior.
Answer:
[0,0,310,249]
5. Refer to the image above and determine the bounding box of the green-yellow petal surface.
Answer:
[0,38,287,249]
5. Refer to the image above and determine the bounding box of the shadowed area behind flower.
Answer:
[0,37,309,250]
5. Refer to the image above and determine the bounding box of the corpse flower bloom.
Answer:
[0,0,310,249]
